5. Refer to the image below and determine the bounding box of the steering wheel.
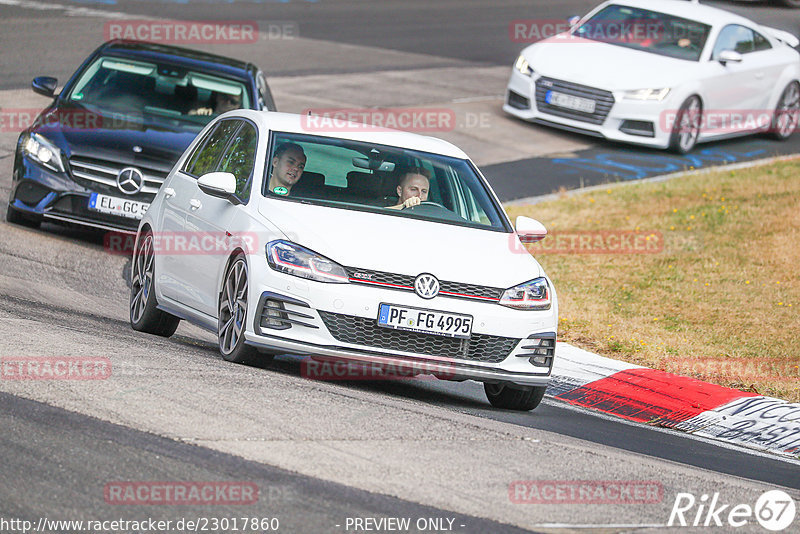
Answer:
[408,200,446,209]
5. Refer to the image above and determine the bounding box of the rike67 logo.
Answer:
[668,490,796,531]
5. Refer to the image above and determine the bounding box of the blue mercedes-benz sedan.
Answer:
[7,40,276,232]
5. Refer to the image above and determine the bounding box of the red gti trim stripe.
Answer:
[349,279,499,301]
[349,278,413,290]
[439,290,499,301]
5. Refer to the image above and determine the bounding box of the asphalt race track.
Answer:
[484,135,800,201]
[1,1,799,533]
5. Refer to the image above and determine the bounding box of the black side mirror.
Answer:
[32,76,58,97]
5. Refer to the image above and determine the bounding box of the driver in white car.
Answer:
[387,167,430,209]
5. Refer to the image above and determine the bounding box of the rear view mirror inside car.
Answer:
[352,157,395,172]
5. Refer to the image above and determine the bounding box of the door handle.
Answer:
[163,187,176,198]
[755,72,765,80]
[189,199,202,210]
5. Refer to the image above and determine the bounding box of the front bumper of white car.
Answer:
[503,68,676,149]
[244,260,558,388]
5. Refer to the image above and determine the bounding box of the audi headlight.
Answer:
[22,133,65,173]
[514,55,533,76]
[266,240,349,284]
[499,277,551,310]
[624,88,671,101]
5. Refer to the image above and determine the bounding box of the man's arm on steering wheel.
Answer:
[386,197,422,210]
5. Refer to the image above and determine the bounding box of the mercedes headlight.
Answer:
[22,133,65,173]
[514,55,533,76]
[499,277,551,310]
[624,88,671,101]
[266,240,349,284]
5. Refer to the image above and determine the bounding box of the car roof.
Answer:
[233,111,470,160]
[593,0,756,28]
[99,40,254,80]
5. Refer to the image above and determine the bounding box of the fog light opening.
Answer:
[264,299,288,329]
[529,355,552,367]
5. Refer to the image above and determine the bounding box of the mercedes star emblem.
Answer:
[116,167,144,195]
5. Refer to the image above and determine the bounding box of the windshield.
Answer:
[574,5,711,61]
[65,56,251,126]
[264,132,510,232]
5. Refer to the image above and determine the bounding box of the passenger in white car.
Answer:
[268,142,307,196]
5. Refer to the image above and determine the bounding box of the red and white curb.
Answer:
[550,343,800,459]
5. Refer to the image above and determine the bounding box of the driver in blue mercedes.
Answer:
[387,166,430,210]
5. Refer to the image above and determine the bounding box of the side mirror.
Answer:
[718,50,743,65]
[515,216,547,243]
[197,172,238,202]
[567,16,581,28]
[32,76,58,97]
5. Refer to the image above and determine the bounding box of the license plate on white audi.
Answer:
[546,90,596,114]
[377,303,473,339]
[88,193,150,220]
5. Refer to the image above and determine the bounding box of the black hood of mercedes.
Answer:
[31,102,204,173]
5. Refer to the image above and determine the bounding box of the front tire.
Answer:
[130,231,180,336]
[668,96,702,154]
[484,383,546,411]
[218,254,262,365]
[771,81,800,140]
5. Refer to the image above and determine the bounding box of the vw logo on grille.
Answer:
[116,167,144,195]
[414,273,439,299]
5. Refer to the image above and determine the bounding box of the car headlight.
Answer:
[499,277,551,310]
[22,133,65,173]
[624,88,671,101]
[266,240,349,284]
[514,55,533,76]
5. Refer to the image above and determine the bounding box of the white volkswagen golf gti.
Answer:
[505,0,800,153]
[129,111,557,411]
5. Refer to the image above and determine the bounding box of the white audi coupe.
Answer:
[505,0,800,153]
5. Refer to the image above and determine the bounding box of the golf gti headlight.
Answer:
[514,55,533,76]
[624,88,671,101]
[266,240,349,284]
[22,133,65,173]
[499,277,551,310]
